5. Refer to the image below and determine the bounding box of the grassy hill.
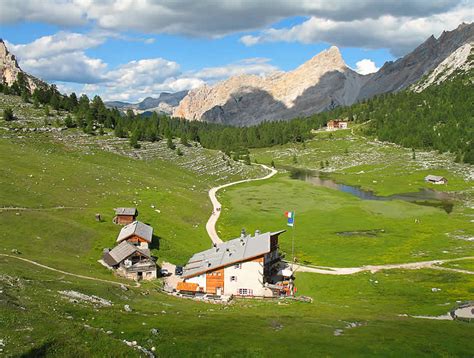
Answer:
[1,94,473,356]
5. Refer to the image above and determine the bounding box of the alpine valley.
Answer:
[0,8,473,358]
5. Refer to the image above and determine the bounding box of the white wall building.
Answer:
[178,230,288,297]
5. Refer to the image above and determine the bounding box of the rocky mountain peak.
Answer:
[300,45,346,72]
[0,40,45,91]
[173,45,364,125]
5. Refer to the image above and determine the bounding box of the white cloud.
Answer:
[6,31,104,59]
[193,58,278,81]
[354,59,379,75]
[0,0,466,38]
[240,2,474,56]
[20,52,107,83]
[6,32,107,83]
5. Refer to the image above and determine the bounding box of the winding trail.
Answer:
[204,162,474,276]
[0,254,138,287]
[206,163,277,244]
[293,256,474,275]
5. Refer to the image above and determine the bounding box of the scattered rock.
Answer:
[124,304,132,312]
[58,290,112,307]
[334,329,344,336]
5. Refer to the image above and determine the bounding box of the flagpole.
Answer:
[291,210,295,271]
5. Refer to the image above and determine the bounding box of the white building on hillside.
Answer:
[177,230,291,298]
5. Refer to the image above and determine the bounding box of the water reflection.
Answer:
[289,168,454,213]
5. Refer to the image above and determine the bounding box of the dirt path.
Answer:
[293,256,474,275]
[0,206,84,211]
[206,163,277,244]
[0,254,137,287]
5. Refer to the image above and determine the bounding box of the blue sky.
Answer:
[0,0,472,102]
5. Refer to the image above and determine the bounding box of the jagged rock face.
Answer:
[174,46,368,126]
[0,39,21,86]
[137,90,188,110]
[105,90,189,114]
[175,23,474,126]
[412,43,473,92]
[358,22,474,100]
[0,39,45,92]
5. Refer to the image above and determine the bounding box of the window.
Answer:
[230,276,237,282]
[238,288,253,296]
[234,263,242,269]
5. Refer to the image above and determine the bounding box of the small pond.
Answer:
[289,168,454,213]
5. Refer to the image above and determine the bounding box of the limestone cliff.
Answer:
[174,46,368,126]
[0,39,45,92]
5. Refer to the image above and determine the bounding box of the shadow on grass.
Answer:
[20,340,56,357]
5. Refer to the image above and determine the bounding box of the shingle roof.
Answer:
[103,241,151,266]
[114,207,137,216]
[116,221,153,243]
[182,230,285,279]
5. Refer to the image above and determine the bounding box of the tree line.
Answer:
[1,67,472,163]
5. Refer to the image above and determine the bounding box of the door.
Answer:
[216,287,222,296]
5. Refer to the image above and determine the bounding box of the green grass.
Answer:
[1,257,473,357]
[251,130,473,196]
[441,258,474,272]
[217,174,474,266]
[1,99,473,356]
[0,135,212,274]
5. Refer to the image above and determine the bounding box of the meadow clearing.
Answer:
[0,99,473,356]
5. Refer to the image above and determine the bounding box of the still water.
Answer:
[289,168,454,213]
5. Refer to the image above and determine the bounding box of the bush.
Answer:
[3,108,14,121]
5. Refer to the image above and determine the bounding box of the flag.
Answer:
[284,211,295,227]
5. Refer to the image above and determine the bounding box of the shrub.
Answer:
[3,107,14,121]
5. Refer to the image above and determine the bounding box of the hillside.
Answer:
[1,92,473,355]
[358,22,474,100]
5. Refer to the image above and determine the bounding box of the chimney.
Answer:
[254,229,260,237]
[240,228,246,238]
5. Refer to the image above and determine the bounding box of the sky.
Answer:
[0,0,473,103]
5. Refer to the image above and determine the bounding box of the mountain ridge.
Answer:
[174,22,474,126]
[173,46,368,126]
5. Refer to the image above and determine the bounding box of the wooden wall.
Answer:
[206,268,224,294]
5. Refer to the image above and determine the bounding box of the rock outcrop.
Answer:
[174,22,474,126]
[0,39,45,92]
[174,46,368,126]
[412,42,473,92]
[358,22,474,100]
[105,90,188,115]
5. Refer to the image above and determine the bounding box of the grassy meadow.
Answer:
[1,99,473,356]
[1,256,474,357]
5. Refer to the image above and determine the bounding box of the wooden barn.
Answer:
[103,241,156,281]
[116,221,153,249]
[113,207,138,225]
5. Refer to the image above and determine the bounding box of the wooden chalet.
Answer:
[327,119,348,131]
[178,230,291,298]
[113,207,138,225]
[116,221,153,249]
[103,241,156,281]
